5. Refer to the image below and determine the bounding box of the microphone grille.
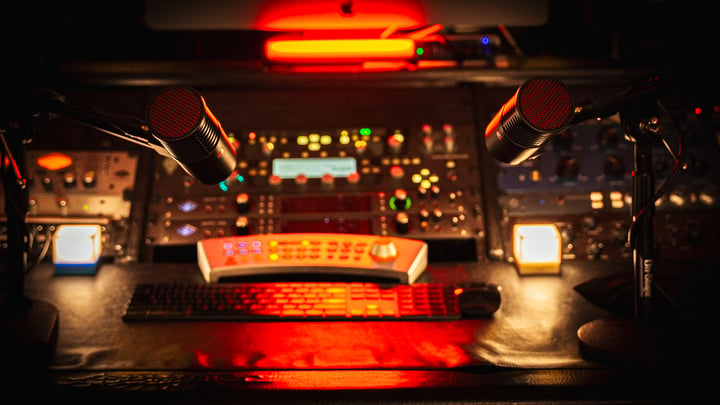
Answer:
[147,87,204,139]
[517,77,573,132]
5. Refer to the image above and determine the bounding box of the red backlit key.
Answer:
[123,282,462,321]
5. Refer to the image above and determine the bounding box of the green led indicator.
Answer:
[388,196,411,211]
[360,128,371,136]
[416,47,424,56]
[219,182,229,192]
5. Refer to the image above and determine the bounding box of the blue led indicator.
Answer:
[223,242,232,249]
[219,182,229,192]
[178,200,198,213]
[224,249,234,256]
[481,36,490,45]
[540,199,546,206]
[239,248,249,255]
[175,224,197,237]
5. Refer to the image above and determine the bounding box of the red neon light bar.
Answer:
[265,38,416,63]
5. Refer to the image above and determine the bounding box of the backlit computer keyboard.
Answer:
[122,282,462,321]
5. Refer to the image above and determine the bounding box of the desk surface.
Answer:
[8,258,716,402]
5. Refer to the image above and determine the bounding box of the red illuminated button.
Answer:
[269,174,282,186]
[321,173,334,187]
[347,172,360,184]
[295,174,308,185]
[389,165,404,179]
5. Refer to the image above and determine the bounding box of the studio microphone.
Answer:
[485,77,574,165]
[147,87,237,185]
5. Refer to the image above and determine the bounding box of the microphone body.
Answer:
[147,87,237,184]
[485,77,574,165]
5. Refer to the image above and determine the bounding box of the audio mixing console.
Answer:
[3,82,718,271]
[142,122,487,263]
[486,89,720,263]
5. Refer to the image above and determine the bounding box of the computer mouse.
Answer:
[455,282,501,317]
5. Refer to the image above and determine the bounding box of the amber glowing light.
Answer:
[265,38,416,63]
[52,224,103,275]
[259,1,444,72]
[512,223,562,274]
[37,151,73,171]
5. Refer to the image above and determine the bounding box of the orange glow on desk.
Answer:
[188,320,481,372]
[265,38,416,63]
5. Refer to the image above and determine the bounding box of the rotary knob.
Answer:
[611,223,629,247]
[41,175,53,191]
[82,170,97,188]
[603,155,626,180]
[430,184,440,198]
[235,216,250,236]
[395,212,410,234]
[431,208,443,222]
[560,225,575,247]
[417,185,429,199]
[557,156,579,180]
[444,136,455,153]
[586,239,604,260]
[392,188,409,210]
[387,131,405,154]
[423,135,434,154]
[63,171,77,188]
[582,213,598,230]
[235,192,250,213]
[597,124,621,148]
[369,237,398,262]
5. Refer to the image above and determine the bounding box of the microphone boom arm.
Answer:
[41,89,173,158]
[570,75,667,126]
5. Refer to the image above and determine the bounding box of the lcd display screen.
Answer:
[272,157,356,179]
